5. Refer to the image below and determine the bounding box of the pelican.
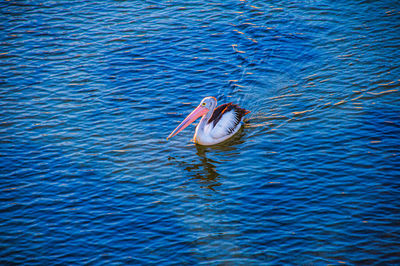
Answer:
[167,97,250,145]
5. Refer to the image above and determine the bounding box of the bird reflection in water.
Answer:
[185,128,246,191]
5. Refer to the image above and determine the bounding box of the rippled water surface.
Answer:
[1,0,400,264]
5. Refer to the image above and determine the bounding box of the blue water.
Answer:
[1,0,399,264]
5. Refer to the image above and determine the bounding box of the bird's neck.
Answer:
[194,106,216,143]
[198,108,214,130]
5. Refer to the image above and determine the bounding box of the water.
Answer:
[1,0,399,264]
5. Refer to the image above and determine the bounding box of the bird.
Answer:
[167,96,250,145]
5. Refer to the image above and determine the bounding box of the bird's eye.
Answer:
[202,102,206,106]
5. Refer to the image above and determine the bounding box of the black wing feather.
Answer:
[208,103,232,127]
[208,103,250,133]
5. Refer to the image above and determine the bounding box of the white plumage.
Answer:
[195,109,243,145]
[167,97,250,146]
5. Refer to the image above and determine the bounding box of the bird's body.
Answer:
[167,97,250,145]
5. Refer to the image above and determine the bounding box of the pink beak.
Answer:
[167,105,209,140]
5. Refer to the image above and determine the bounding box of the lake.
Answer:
[1,0,399,264]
